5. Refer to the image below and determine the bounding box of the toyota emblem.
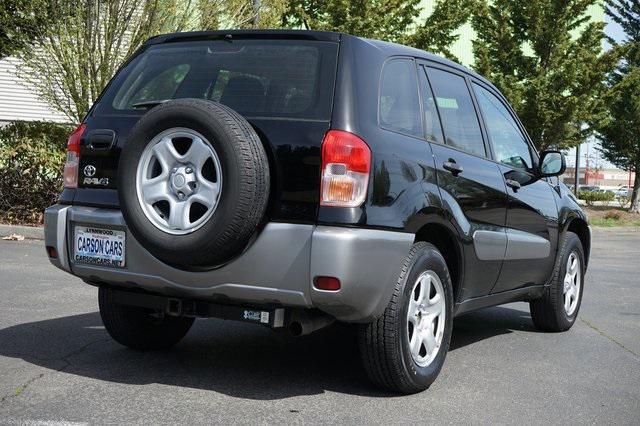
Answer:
[83,165,96,177]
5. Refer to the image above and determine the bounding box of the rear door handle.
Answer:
[443,160,463,176]
[505,178,521,191]
[85,129,116,151]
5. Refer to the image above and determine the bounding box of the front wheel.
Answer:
[99,287,194,350]
[359,242,454,394]
[530,231,585,332]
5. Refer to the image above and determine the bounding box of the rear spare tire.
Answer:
[118,99,269,269]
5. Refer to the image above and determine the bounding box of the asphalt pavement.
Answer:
[0,228,639,424]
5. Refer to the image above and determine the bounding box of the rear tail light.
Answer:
[320,130,371,207]
[63,123,86,188]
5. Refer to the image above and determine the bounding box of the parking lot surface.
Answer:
[1,228,639,424]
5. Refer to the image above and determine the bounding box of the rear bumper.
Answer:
[44,204,413,322]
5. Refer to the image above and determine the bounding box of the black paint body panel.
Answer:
[60,30,590,312]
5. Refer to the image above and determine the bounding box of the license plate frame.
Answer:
[73,225,126,268]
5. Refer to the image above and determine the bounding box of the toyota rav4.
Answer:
[44,30,591,394]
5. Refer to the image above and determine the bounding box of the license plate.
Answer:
[73,226,125,268]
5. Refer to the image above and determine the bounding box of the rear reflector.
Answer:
[320,130,371,207]
[46,246,58,259]
[314,276,341,291]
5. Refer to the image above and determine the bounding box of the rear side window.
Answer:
[95,39,338,120]
[378,59,422,137]
[472,83,532,170]
[426,67,485,157]
[418,67,444,144]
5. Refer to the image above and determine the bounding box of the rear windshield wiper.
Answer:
[131,99,170,110]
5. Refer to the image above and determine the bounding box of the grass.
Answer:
[589,217,640,227]
[584,206,640,228]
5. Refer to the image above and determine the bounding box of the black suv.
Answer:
[45,30,591,394]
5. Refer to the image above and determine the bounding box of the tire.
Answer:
[530,231,585,332]
[98,287,194,350]
[359,242,454,394]
[118,98,269,269]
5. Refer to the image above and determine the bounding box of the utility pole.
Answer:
[252,0,261,27]
[574,143,580,195]
[585,144,590,186]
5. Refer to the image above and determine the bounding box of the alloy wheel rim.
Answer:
[563,251,581,316]
[135,128,222,235]
[407,270,446,367]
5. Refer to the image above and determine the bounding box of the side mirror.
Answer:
[538,150,566,177]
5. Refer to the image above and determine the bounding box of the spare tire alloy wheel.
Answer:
[136,128,222,234]
[118,99,270,269]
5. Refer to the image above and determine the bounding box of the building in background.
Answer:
[561,167,635,190]
[0,57,68,125]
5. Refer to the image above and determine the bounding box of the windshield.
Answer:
[94,39,339,120]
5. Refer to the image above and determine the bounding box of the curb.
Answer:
[591,226,639,233]
[0,223,44,240]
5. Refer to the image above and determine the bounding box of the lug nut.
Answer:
[185,167,193,174]
[177,192,185,199]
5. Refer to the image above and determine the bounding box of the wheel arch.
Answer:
[414,221,464,303]
[565,217,591,267]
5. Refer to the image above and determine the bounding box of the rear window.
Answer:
[94,39,339,120]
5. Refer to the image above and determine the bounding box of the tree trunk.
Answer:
[630,168,640,214]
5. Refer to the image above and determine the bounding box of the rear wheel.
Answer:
[98,287,194,350]
[359,242,453,394]
[530,231,585,332]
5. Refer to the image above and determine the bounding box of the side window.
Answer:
[426,67,485,157]
[418,67,444,144]
[473,83,533,170]
[379,59,422,137]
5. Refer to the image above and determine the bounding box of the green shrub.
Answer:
[0,121,72,224]
[577,190,615,206]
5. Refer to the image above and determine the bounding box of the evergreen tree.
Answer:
[596,0,640,212]
[471,0,615,151]
[409,0,475,61]
[283,0,421,43]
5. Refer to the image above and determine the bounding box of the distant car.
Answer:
[579,185,600,192]
[614,186,632,198]
[44,30,591,394]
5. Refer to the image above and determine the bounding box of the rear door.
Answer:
[80,37,339,223]
[470,81,559,292]
[421,64,509,299]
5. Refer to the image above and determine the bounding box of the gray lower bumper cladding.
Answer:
[44,205,413,322]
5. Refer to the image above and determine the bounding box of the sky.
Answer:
[565,14,625,169]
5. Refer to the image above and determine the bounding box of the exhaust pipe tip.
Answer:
[288,311,334,337]
[289,321,304,337]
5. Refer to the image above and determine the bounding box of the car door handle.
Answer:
[85,129,116,151]
[443,160,463,176]
[505,178,521,191]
